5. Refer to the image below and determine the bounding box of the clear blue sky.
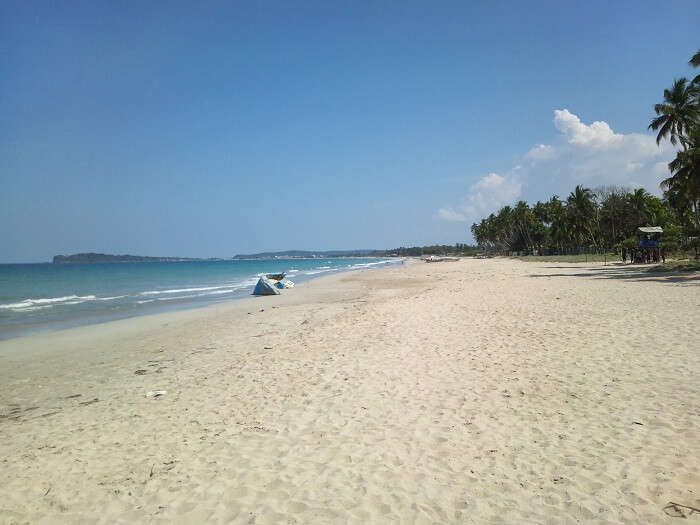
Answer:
[1,1,697,262]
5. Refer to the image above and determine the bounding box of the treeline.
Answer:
[387,244,479,256]
[471,49,699,256]
[470,186,688,254]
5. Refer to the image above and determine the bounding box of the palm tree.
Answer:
[513,201,535,253]
[662,127,700,228]
[566,185,598,251]
[648,78,700,148]
[627,188,651,226]
[691,50,700,68]
[691,49,700,86]
[544,196,569,254]
[600,190,626,248]
[494,206,516,251]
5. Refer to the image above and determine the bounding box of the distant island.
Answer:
[52,253,218,264]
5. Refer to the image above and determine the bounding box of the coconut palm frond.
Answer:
[690,49,700,68]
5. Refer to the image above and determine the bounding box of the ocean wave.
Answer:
[200,288,236,296]
[0,293,128,311]
[9,304,54,312]
[349,260,394,269]
[156,286,250,301]
[140,280,256,302]
[140,285,233,296]
[0,295,98,310]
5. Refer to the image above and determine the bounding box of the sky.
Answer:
[1,1,698,262]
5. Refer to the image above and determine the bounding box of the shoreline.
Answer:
[0,258,405,343]
[0,262,398,356]
[1,258,698,523]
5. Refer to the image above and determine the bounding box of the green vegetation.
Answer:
[385,244,479,257]
[471,50,700,259]
[470,186,681,255]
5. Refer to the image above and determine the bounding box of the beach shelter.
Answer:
[637,226,663,234]
[637,226,663,247]
[633,226,663,263]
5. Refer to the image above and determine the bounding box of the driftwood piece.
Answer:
[663,501,700,518]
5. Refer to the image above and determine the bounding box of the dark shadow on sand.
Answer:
[528,264,700,285]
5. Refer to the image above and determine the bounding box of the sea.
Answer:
[0,258,401,341]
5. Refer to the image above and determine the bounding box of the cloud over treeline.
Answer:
[438,109,674,225]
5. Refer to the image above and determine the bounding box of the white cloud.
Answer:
[525,144,555,161]
[437,207,467,222]
[475,172,506,189]
[521,110,674,189]
[438,109,675,230]
[652,161,670,176]
[437,172,522,223]
[625,162,642,173]
[553,109,622,149]
[466,173,522,218]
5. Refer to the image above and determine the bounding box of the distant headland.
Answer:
[52,253,218,264]
[51,251,383,264]
[52,244,479,263]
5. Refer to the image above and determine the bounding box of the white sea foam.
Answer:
[0,293,128,311]
[0,295,98,310]
[9,305,53,312]
[155,285,249,301]
[350,260,393,269]
[140,285,232,296]
[200,285,251,296]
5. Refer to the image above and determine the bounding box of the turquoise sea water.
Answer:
[0,258,400,340]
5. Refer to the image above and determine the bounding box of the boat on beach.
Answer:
[265,273,285,281]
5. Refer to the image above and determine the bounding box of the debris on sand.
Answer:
[145,391,167,398]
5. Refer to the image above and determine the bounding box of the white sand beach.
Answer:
[1,258,698,524]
